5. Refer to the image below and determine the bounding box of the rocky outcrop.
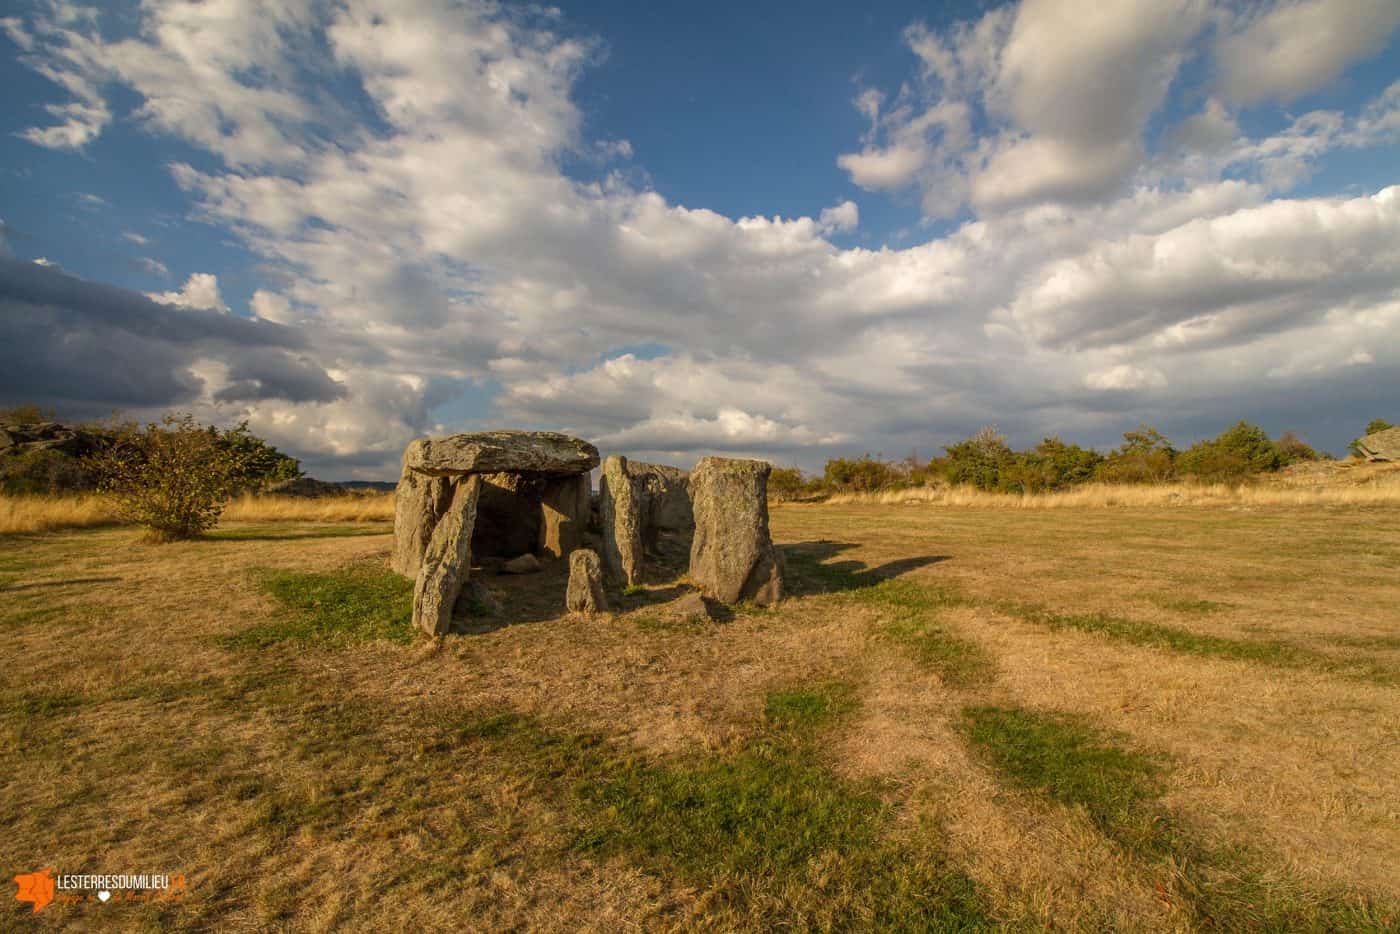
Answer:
[0,421,104,458]
[1356,426,1400,462]
[412,476,482,636]
[565,548,608,614]
[599,455,644,586]
[403,430,599,478]
[687,457,783,606]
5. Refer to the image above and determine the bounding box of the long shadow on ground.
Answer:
[781,541,950,597]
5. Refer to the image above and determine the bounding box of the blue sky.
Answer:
[1,0,1398,477]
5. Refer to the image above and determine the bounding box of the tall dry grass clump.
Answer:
[1,491,395,535]
[816,475,1400,509]
[221,492,395,523]
[0,494,121,534]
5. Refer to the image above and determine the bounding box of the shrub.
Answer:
[822,455,900,493]
[0,447,96,494]
[1274,431,1319,465]
[1097,426,1177,484]
[1177,421,1283,482]
[940,427,1015,491]
[218,421,302,487]
[767,466,807,501]
[1001,437,1105,493]
[85,413,251,541]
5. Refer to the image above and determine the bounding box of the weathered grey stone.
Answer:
[413,475,482,636]
[539,472,591,558]
[687,457,783,606]
[403,430,599,478]
[565,548,608,614]
[599,455,643,586]
[391,466,452,578]
[502,553,542,574]
[1356,426,1400,462]
[629,461,693,553]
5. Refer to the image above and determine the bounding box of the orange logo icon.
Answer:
[14,869,55,914]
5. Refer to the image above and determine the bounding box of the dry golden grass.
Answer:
[822,466,1400,509]
[0,493,119,534]
[0,491,395,535]
[221,491,395,523]
[3,501,1398,929]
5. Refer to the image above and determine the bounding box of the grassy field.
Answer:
[2,502,1398,930]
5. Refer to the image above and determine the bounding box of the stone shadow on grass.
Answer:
[780,541,950,598]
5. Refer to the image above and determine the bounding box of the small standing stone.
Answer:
[566,549,608,614]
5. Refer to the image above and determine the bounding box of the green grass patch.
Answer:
[765,682,856,733]
[439,690,991,930]
[958,705,1168,854]
[958,704,1396,930]
[222,561,414,648]
[1000,603,1397,685]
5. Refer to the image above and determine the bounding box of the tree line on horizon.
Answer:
[770,419,1395,499]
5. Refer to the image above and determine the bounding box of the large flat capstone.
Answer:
[403,430,599,478]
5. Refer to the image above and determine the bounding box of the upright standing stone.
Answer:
[539,472,591,558]
[566,548,608,614]
[631,462,693,553]
[600,455,643,586]
[688,457,783,606]
[392,466,452,578]
[413,476,482,636]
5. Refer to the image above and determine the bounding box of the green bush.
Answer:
[219,421,303,487]
[939,427,1015,491]
[1001,437,1104,493]
[1177,421,1283,482]
[767,466,808,501]
[86,413,252,541]
[1273,431,1319,465]
[1096,426,1177,484]
[822,454,900,493]
[0,447,96,494]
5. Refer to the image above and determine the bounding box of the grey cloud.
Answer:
[0,257,344,410]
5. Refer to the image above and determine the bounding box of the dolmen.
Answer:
[391,430,599,635]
